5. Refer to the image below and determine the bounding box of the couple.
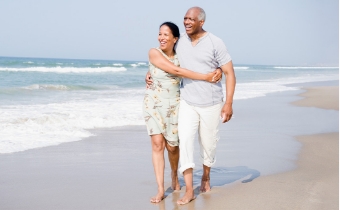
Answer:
[143,6,236,205]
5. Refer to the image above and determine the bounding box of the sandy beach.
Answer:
[197,86,339,210]
[0,83,338,210]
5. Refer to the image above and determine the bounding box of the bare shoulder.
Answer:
[148,48,162,59]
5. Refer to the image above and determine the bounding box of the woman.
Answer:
[143,22,221,203]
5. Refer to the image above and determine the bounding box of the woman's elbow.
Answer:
[171,69,182,76]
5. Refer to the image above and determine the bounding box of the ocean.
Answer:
[0,56,338,154]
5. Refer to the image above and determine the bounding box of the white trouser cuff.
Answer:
[179,163,195,174]
[202,157,216,168]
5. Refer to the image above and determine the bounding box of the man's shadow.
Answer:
[155,166,260,209]
[178,166,260,193]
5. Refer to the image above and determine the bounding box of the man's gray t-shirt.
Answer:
[176,32,232,107]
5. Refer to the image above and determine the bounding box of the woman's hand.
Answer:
[212,68,223,82]
[205,68,223,83]
[145,71,153,88]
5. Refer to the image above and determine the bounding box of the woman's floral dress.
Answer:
[143,48,181,146]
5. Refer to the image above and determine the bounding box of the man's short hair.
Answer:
[189,7,206,21]
[197,7,206,21]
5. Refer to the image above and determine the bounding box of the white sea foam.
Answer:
[130,62,148,67]
[232,73,338,100]
[22,84,70,90]
[0,66,127,73]
[23,61,34,64]
[113,63,123,66]
[233,82,298,100]
[0,89,145,154]
[274,66,338,69]
[234,67,249,70]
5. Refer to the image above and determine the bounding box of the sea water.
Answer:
[0,56,338,153]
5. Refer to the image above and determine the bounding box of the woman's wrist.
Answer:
[204,74,209,81]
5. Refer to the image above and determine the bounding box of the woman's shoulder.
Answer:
[149,47,171,60]
[149,47,163,56]
[149,47,162,52]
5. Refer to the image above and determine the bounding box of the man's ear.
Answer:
[200,20,205,27]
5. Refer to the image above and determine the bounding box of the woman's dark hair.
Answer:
[160,22,180,39]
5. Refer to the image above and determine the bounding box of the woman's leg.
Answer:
[150,134,166,203]
[165,143,180,190]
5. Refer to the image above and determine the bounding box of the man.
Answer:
[146,7,236,205]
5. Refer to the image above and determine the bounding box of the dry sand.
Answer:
[292,86,339,110]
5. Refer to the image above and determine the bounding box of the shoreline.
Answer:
[0,82,338,209]
[291,86,339,110]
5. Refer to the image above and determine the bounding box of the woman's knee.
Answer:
[166,144,179,154]
[151,135,165,152]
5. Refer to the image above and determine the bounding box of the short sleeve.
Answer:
[214,37,232,67]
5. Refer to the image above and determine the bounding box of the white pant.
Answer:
[178,100,223,174]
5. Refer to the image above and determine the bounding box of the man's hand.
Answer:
[220,103,233,123]
[145,71,153,88]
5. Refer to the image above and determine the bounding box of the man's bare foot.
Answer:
[171,171,180,191]
[177,191,195,205]
[200,177,211,192]
[150,191,164,203]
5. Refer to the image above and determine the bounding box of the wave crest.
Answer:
[274,66,338,69]
[0,66,127,73]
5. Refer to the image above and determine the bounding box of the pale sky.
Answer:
[0,0,338,66]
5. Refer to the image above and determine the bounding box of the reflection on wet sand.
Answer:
[154,166,260,209]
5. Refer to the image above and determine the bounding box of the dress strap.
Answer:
[155,47,176,61]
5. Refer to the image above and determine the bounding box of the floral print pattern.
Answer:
[143,48,181,146]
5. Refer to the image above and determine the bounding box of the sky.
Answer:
[0,0,338,66]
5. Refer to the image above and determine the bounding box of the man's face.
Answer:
[183,9,203,36]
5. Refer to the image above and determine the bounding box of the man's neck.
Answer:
[188,29,206,41]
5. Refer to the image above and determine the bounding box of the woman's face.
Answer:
[158,25,177,52]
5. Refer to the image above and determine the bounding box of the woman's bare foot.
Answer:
[177,191,195,205]
[150,191,165,203]
[171,171,180,191]
[200,177,211,192]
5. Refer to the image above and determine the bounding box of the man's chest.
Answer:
[176,40,217,68]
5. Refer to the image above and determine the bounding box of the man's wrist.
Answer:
[224,101,233,105]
